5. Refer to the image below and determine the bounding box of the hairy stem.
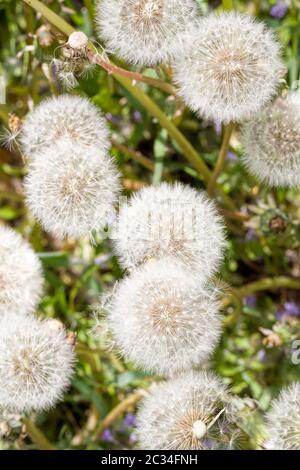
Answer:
[208,122,235,196]
[22,417,56,450]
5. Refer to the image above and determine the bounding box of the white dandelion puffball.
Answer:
[107,258,221,376]
[25,138,120,239]
[0,226,43,316]
[20,94,110,157]
[137,371,238,450]
[0,315,75,413]
[174,12,283,123]
[265,383,300,450]
[113,182,225,279]
[241,93,300,187]
[96,0,201,66]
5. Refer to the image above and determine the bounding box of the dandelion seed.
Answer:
[0,226,43,316]
[25,138,120,239]
[113,182,225,279]
[0,127,20,151]
[96,0,202,66]
[265,383,300,450]
[174,12,283,123]
[106,258,221,376]
[241,93,300,187]
[0,315,75,413]
[136,371,238,450]
[20,95,110,157]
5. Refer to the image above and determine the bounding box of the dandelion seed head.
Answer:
[265,383,300,450]
[174,12,283,123]
[0,226,43,316]
[20,95,110,157]
[96,0,201,66]
[25,138,120,239]
[106,258,222,376]
[113,182,225,279]
[137,371,238,450]
[241,93,300,187]
[0,315,75,413]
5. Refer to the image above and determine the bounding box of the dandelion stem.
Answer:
[89,52,177,95]
[95,390,144,439]
[22,417,56,450]
[222,276,300,312]
[232,276,300,298]
[111,141,154,171]
[208,122,235,196]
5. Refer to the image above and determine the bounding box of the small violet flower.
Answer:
[270,2,288,19]
[244,295,257,308]
[276,301,300,321]
[102,429,115,443]
[123,413,136,427]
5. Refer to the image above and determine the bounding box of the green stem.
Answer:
[112,141,154,171]
[222,0,234,10]
[208,122,235,196]
[23,0,74,36]
[233,277,300,298]
[22,417,56,450]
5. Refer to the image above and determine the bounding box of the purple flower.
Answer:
[133,111,142,123]
[276,309,285,321]
[270,2,288,18]
[276,301,300,321]
[95,253,113,268]
[129,433,138,445]
[244,295,257,308]
[106,113,122,125]
[245,229,258,241]
[102,429,115,443]
[257,349,267,362]
[283,301,300,317]
[123,413,136,427]
[227,151,238,162]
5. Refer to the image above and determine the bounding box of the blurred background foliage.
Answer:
[0,0,300,450]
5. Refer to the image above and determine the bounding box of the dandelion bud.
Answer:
[106,258,221,376]
[241,93,300,187]
[96,0,201,66]
[0,226,43,316]
[113,182,225,279]
[68,31,88,50]
[137,371,238,450]
[265,383,300,449]
[25,138,120,239]
[20,95,110,157]
[174,12,283,123]
[0,315,75,413]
